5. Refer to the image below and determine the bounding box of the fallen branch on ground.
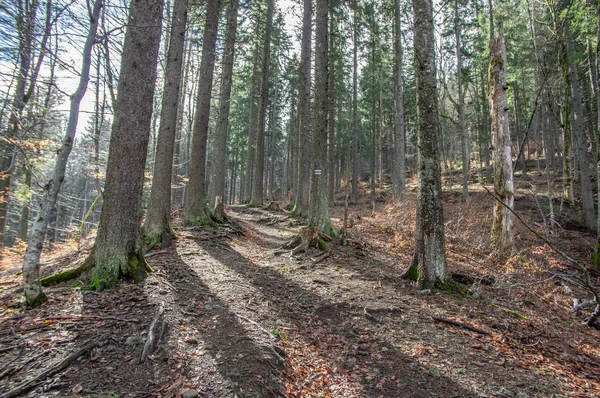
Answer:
[0,341,100,398]
[431,316,491,336]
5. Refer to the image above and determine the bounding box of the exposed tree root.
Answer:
[264,201,284,212]
[0,341,100,398]
[140,304,165,362]
[274,226,332,257]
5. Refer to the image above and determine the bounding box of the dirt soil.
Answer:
[1,182,600,397]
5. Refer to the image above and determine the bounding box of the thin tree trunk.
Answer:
[393,0,406,200]
[489,24,514,253]
[595,0,600,266]
[251,0,274,206]
[295,0,312,215]
[308,0,332,233]
[565,25,595,231]
[183,0,221,225]
[209,0,238,218]
[0,0,41,250]
[22,0,104,306]
[88,0,164,289]
[350,0,359,204]
[243,36,261,203]
[143,0,188,245]
[455,0,468,202]
[18,166,31,242]
[327,7,336,207]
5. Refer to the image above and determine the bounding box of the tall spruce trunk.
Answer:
[404,0,448,288]
[455,0,468,202]
[565,26,595,231]
[183,0,221,225]
[327,8,336,207]
[251,0,274,206]
[393,0,406,200]
[350,0,359,204]
[489,25,514,253]
[22,0,103,306]
[143,0,188,246]
[295,0,312,215]
[308,0,332,233]
[209,0,238,218]
[88,0,164,289]
[244,37,262,203]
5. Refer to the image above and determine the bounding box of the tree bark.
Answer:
[404,0,448,288]
[295,0,312,216]
[350,0,359,204]
[251,0,274,206]
[565,25,595,231]
[88,0,164,289]
[0,0,41,250]
[595,0,600,265]
[22,0,103,306]
[308,0,332,234]
[327,7,336,207]
[209,0,238,218]
[455,0,468,202]
[183,0,221,225]
[393,0,406,200]
[143,0,188,246]
[243,35,261,203]
[489,25,514,253]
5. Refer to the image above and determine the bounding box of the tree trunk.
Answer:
[243,36,261,204]
[0,0,41,250]
[513,81,527,178]
[22,0,103,306]
[183,0,221,225]
[455,0,468,202]
[143,0,188,246]
[489,25,514,253]
[350,0,359,204]
[295,0,312,216]
[595,0,600,266]
[251,0,274,206]
[308,0,333,234]
[404,0,448,288]
[393,0,406,200]
[565,25,595,231]
[88,0,164,289]
[18,166,32,242]
[327,7,336,207]
[209,0,238,218]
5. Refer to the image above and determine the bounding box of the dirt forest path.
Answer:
[156,206,479,397]
[2,198,600,397]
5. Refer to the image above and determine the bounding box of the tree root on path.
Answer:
[140,303,165,363]
[0,341,101,398]
[274,226,332,260]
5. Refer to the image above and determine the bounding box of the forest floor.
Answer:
[1,173,600,397]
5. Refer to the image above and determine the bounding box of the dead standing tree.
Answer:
[489,23,514,254]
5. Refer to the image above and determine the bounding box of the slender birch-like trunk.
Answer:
[22,0,103,306]
[489,25,514,253]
